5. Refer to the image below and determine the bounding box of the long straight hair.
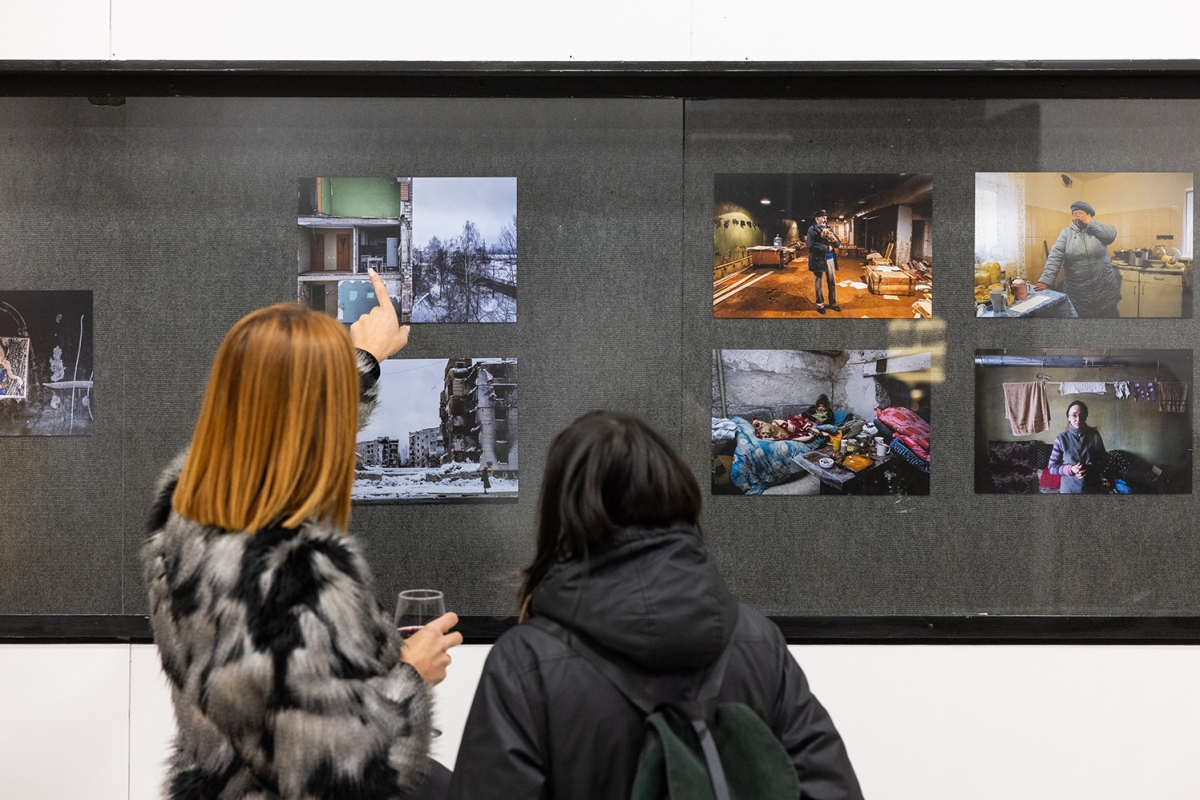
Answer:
[172,303,360,533]
[518,411,702,613]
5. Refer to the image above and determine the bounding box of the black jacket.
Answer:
[806,225,840,274]
[447,525,862,800]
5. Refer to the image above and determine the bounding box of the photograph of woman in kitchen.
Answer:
[974,173,1194,318]
[974,348,1192,494]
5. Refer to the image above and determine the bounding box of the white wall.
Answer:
[4,643,1200,799]
[5,0,1200,61]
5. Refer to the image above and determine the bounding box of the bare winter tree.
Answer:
[457,220,485,322]
[498,214,516,257]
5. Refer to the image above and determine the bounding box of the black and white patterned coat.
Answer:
[141,350,432,800]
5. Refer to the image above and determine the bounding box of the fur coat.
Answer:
[141,350,432,800]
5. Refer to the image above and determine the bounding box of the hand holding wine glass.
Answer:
[396,590,462,685]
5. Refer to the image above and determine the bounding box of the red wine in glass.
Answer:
[395,589,445,637]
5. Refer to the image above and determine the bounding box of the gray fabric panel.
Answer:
[113,97,684,616]
[686,98,1200,615]
[2,95,1200,620]
[0,100,125,613]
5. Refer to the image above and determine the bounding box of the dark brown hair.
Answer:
[518,411,702,613]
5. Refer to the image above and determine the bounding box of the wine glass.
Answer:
[394,589,445,639]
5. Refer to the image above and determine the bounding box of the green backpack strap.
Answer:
[710,704,801,800]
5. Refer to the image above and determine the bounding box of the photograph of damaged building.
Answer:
[975,349,1191,494]
[354,357,517,503]
[298,176,517,324]
[713,173,933,318]
[712,349,933,496]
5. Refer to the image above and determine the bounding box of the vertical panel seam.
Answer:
[680,98,687,452]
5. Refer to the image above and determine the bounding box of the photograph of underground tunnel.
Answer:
[713,173,933,319]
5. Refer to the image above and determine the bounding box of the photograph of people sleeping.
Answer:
[975,348,1192,494]
[712,348,933,496]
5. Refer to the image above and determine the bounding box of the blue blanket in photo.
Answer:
[728,417,824,495]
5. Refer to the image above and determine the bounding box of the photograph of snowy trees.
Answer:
[297,176,516,326]
[411,177,517,323]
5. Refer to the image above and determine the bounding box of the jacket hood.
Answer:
[530,523,738,671]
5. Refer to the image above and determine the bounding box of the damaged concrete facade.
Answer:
[297,177,414,320]
[440,358,518,474]
[408,426,444,469]
[357,436,400,468]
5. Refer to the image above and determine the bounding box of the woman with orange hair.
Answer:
[142,271,461,800]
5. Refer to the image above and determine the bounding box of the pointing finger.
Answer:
[367,269,398,321]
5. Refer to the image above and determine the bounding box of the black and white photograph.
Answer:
[0,336,29,400]
[0,290,94,436]
[975,349,1192,493]
[712,349,933,495]
[713,173,934,319]
[298,177,517,324]
[974,172,1194,318]
[355,357,518,503]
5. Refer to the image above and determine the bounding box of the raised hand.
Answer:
[349,268,410,362]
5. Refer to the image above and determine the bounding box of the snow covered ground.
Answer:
[353,463,518,503]
[410,285,516,323]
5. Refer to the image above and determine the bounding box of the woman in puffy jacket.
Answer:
[142,271,461,800]
[1035,200,1121,318]
[448,410,863,800]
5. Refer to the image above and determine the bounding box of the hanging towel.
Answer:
[1059,381,1107,396]
[1132,381,1156,402]
[1003,382,1051,436]
[1158,382,1189,413]
[1114,381,1130,399]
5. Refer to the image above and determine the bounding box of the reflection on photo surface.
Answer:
[713,174,933,320]
[974,172,1193,319]
[355,358,518,504]
[712,349,932,496]
[974,349,1192,494]
[297,177,517,324]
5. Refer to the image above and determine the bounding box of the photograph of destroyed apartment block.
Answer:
[355,357,518,503]
[713,173,933,319]
[298,177,517,324]
[975,349,1192,494]
[712,349,933,495]
[974,172,1193,318]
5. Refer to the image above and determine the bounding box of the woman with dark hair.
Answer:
[142,271,461,800]
[448,410,862,800]
[1046,400,1108,493]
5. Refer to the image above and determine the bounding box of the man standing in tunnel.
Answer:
[807,209,841,314]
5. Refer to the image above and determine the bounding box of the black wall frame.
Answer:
[3,62,1200,645]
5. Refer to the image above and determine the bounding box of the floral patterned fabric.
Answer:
[729,416,825,495]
